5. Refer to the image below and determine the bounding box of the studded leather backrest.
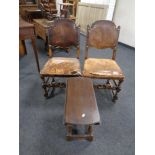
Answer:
[48,19,79,48]
[88,20,119,49]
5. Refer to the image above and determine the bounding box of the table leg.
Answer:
[87,125,93,141]
[66,124,73,141]
[45,39,48,51]
[31,37,40,73]
[19,40,27,56]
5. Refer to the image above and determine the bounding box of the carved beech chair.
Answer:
[83,20,125,102]
[40,18,81,97]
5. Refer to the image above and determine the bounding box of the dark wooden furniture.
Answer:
[19,0,39,18]
[19,17,40,72]
[33,18,54,53]
[65,77,100,141]
[59,1,74,18]
[39,0,58,20]
[59,0,78,20]
[83,20,125,102]
[19,0,38,5]
[67,0,78,17]
[20,0,58,22]
[39,18,81,97]
[25,8,43,22]
[19,40,27,56]
[47,18,80,57]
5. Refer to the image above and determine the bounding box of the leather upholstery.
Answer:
[83,58,124,79]
[88,20,118,49]
[40,57,81,76]
[48,19,79,48]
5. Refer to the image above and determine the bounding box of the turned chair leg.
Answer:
[112,79,124,102]
[42,85,48,97]
[48,45,53,58]
[41,76,49,97]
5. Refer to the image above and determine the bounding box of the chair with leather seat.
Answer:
[40,18,81,97]
[82,20,125,102]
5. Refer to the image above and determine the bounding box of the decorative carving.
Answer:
[39,0,58,20]
[40,19,81,98]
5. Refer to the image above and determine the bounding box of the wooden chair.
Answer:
[40,18,81,97]
[39,0,58,20]
[60,0,76,19]
[83,20,125,102]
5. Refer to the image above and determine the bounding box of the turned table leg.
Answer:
[87,125,93,141]
[66,124,73,141]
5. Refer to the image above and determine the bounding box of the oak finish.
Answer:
[19,0,39,19]
[39,0,58,20]
[65,77,100,141]
[59,1,73,18]
[25,9,42,22]
[39,19,81,98]
[19,40,27,56]
[83,20,125,102]
[19,17,40,72]
[60,0,78,20]
[33,18,54,54]
[47,18,80,57]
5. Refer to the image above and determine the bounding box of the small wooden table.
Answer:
[65,77,100,141]
[19,18,40,72]
[33,19,54,56]
[25,9,42,22]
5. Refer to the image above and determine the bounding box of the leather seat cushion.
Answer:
[40,57,81,76]
[83,58,124,79]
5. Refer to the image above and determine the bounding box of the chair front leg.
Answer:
[112,79,124,102]
[76,45,80,59]
[41,75,49,97]
[48,45,53,57]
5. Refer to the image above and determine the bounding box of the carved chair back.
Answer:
[39,0,57,20]
[39,0,51,17]
[85,20,120,60]
[40,0,53,12]
[48,18,80,57]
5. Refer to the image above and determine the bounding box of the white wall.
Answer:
[81,0,116,20]
[113,0,135,47]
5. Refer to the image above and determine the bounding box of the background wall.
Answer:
[81,0,116,20]
[56,0,135,47]
[113,0,135,47]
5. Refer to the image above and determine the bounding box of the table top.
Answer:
[33,19,54,28]
[25,9,42,13]
[65,77,100,125]
[19,4,38,7]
